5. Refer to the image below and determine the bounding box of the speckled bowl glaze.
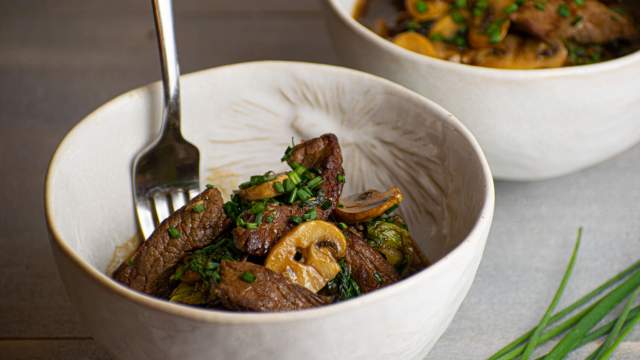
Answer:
[45,62,494,360]
[323,0,640,181]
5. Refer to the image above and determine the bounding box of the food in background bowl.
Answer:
[354,0,640,69]
[113,134,429,311]
[324,0,640,180]
[45,62,494,360]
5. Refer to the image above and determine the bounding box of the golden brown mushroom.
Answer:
[335,187,403,224]
[265,221,347,293]
[464,35,568,69]
[405,0,450,22]
[237,173,289,201]
[393,32,438,57]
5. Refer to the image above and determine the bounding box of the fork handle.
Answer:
[151,0,181,134]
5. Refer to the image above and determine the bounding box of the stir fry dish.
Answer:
[113,134,429,312]
[354,0,640,68]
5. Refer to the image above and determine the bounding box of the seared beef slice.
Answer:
[213,261,328,311]
[113,188,229,296]
[345,230,399,293]
[511,0,637,44]
[234,134,345,256]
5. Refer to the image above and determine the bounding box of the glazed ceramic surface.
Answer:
[45,62,494,360]
[323,0,640,181]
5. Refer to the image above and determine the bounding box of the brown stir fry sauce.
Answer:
[354,0,640,68]
[114,134,429,312]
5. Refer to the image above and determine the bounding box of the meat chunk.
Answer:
[212,261,328,312]
[345,230,399,293]
[511,0,638,44]
[234,134,345,256]
[113,188,230,296]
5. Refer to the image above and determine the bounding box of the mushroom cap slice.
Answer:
[393,32,438,57]
[237,173,289,201]
[465,35,568,69]
[265,220,347,293]
[405,0,450,22]
[335,187,404,224]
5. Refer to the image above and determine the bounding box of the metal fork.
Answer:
[132,0,200,240]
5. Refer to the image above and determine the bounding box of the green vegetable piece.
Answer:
[265,215,274,223]
[303,208,317,221]
[169,282,207,305]
[273,181,285,193]
[288,171,302,185]
[338,222,348,230]
[168,226,181,239]
[521,228,582,360]
[192,203,206,213]
[558,3,570,17]
[290,215,303,224]
[306,176,323,189]
[206,184,215,189]
[326,259,361,301]
[416,0,428,13]
[288,188,298,204]
[337,174,346,184]
[574,0,584,5]
[283,178,296,192]
[504,3,519,14]
[245,222,258,230]
[454,0,466,8]
[241,271,256,283]
[594,310,640,360]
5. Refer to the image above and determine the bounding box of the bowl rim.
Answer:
[325,0,640,78]
[45,60,495,324]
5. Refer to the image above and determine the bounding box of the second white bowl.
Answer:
[324,0,640,180]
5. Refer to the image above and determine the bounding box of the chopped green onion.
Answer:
[288,188,298,204]
[337,174,346,184]
[574,0,584,5]
[454,0,466,8]
[205,184,215,189]
[374,271,384,284]
[192,203,205,213]
[297,187,312,201]
[430,33,446,42]
[168,226,181,239]
[385,204,399,215]
[451,11,466,23]
[245,222,258,230]
[504,3,519,14]
[240,271,256,283]
[558,3,570,17]
[303,208,317,221]
[255,212,264,224]
[283,178,296,192]
[338,222,348,230]
[521,228,582,360]
[273,181,285,193]
[265,215,274,223]
[249,202,265,215]
[306,176,324,189]
[291,162,307,176]
[288,171,302,185]
[416,0,428,13]
[290,216,303,224]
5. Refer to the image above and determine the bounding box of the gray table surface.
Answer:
[1,1,639,359]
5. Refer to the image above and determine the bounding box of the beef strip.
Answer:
[511,0,638,44]
[113,188,230,296]
[234,133,345,256]
[345,229,399,293]
[212,260,328,311]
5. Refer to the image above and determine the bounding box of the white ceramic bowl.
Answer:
[323,0,640,180]
[45,61,494,360]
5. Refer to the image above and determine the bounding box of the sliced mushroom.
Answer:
[464,35,568,69]
[405,0,450,22]
[237,173,289,201]
[335,187,403,224]
[430,13,466,39]
[265,220,347,293]
[392,32,437,57]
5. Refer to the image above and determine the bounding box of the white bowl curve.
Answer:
[323,0,640,181]
[45,61,494,360]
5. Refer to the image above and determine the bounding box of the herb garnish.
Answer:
[326,259,361,301]
[240,271,256,283]
[192,203,205,213]
[168,226,181,239]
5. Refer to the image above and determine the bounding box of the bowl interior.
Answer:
[47,62,488,291]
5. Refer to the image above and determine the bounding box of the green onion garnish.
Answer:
[273,181,285,193]
[245,222,258,230]
[205,184,215,189]
[288,171,302,185]
[416,0,428,13]
[504,3,519,14]
[338,222,348,230]
[192,203,206,213]
[337,174,346,184]
[451,11,466,23]
[558,3,570,17]
[303,208,317,221]
[265,215,274,223]
[290,216,303,224]
[168,226,181,239]
[454,0,466,8]
[306,176,323,189]
[283,178,295,192]
[521,229,582,360]
[240,271,256,283]
[590,286,640,359]
[574,0,584,5]
[288,188,298,204]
